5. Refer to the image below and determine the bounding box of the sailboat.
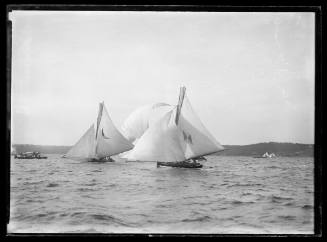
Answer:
[122,86,224,168]
[65,102,134,162]
[253,152,276,158]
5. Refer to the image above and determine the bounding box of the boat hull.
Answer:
[157,161,203,168]
[89,157,115,162]
[15,156,47,159]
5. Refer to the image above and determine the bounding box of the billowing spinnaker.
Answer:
[121,103,173,143]
[178,95,224,159]
[125,110,186,162]
[66,124,96,159]
[95,103,134,158]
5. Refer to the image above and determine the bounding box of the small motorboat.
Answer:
[14,152,47,159]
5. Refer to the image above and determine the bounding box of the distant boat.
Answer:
[65,102,134,162]
[253,152,276,158]
[122,86,224,168]
[11,146,17,156]
[14,152,47,159]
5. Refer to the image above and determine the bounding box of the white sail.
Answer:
[95,102,134,158]
[177,94,224,159]
[66,124,96,159]
[126,87,224,162]
[121,103,174,143]
[125,109,186,162]
[66,102,133,161]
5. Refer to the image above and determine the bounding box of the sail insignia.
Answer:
[102,128,110,139]
[182,130,193,145]
[183,131,187,140]
[188,134,193,144]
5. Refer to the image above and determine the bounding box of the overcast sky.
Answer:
[10,11,315,146]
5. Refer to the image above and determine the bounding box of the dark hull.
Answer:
[89,158,115,162]
[157,161,203,168]
[15,157,47,159]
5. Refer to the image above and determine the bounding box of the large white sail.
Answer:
[125,109,186,162]
[125,87,224,162]
[177,94,224,159]
[95,102,134,158]
[66,124,96,159]
[121,103,173,143]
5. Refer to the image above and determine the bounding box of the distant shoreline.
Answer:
[214,142,313,157]
[11,142,313,157]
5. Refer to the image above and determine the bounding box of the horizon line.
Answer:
[11,141,315,147]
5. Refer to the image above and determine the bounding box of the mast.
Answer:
[93,101,104,158]
[175,86,186,125]
[95,101,104,140]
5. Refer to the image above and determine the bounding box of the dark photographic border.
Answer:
[3,4,323,238]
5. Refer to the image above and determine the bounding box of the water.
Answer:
[8,155,314,234]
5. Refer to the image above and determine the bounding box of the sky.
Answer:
[10,11,315,146]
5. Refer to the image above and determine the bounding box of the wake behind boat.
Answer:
[121,86,224,168]
[65,102,134,162]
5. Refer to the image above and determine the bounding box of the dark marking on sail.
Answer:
[183,131,188,141]
[188,135,193,144]
[102,128,110,139]
[182,130,193,145]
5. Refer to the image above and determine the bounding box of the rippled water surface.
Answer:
[9,155,314,233]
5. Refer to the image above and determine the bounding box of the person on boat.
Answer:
[191,158,198,163]
[99,156,114,162]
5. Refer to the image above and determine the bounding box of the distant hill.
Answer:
[11,142,314,157]
[213,142,314,157]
